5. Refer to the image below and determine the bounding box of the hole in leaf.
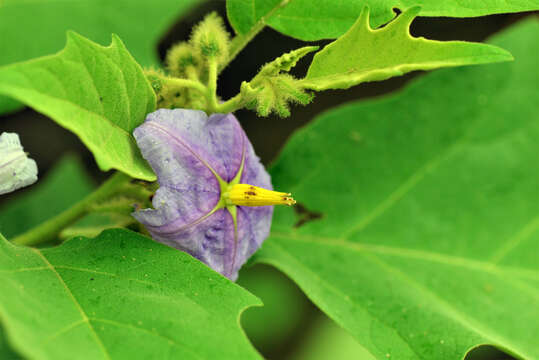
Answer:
[293,202,323,228]
[464,345,518,360]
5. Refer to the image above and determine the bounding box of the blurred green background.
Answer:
[0,1,534,358]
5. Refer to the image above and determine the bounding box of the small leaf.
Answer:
[257,18,539,360]
[0,229,261,359]
[226,0,539,41]
[0,0,204,114]
[302,7,513,91]
[0,33,157,180]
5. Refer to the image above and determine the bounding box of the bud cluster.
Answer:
[145,12,231,110]
[242,47,318,117]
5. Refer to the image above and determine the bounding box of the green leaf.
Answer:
[0,156,94,239]
[0,0,202,114]
[302,7,513,91]
[59,213,135,241]
[0,33,157,180]
[258,18,539,360]
[290,317,375,360]
[226,0,539,41]
[0,229,261,359]
[237,265,311,352]
[0,325,22,360]
[257,46,319,76]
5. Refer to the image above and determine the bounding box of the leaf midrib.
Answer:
[305,54,510,84]
[31,249,111,360]
[269,231,539,279]
[12,258,208,359]
[264,238,532,360]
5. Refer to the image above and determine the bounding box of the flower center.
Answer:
[223,184,296,207]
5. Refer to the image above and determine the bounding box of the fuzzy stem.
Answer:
[11,172,131,246]
[214,94,244,114]
[165,76,207,95]
[206,59,220,112]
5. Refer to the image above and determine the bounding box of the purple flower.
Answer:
[132,109,294,280]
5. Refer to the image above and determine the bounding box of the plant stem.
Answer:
[219,0,291,73]
[206,59,220,112]
[12,172,131,246]
[215,94,244,113]
[166,77,207,95]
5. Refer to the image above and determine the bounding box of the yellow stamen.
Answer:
[224,184,296,207]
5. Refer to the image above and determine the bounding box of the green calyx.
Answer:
[198,150,246,227]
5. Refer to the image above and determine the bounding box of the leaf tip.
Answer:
[393,6,421,30]
[358,5,371,27]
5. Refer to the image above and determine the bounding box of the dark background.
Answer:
[1,1,535,358]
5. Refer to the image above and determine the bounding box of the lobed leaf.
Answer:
[302,7,513,91]
[0,33,157,180]
[258,18,539,360]
[0,0,203,114]
[0,229,261,360]
[226,0,539,41]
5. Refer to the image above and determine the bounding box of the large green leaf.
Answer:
[0,33,157,180]
[0,229,261,359]
[258,18,539,360]
[302,7,512,91]
[227,0,539,41]
[0,0,202,114]
[290,317,375,360]
[0,156,94,239]
[0,325,21,360]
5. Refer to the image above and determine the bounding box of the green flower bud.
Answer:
[144,68,165,93]
[190,12,230,64]
[165,42,200,78]
[247,74,314,117]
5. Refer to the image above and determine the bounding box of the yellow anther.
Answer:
[225,184,296,207]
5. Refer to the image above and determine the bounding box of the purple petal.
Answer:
[132,109,274,281]
[132,109,221,227]
[236,205,273,265]
[240,134,272,190]
[144,208,237,278]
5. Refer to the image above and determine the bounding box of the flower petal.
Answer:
[0,132,38,195]
[236,205,273,266]
[132,109,274,280]
[133,110,221,227]
[240,134,272,190]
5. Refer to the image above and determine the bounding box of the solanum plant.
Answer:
[0,1,538,359]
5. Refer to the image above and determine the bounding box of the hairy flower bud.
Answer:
[165,42,200,78]
[190,12,230,64]
[143,68,165,93]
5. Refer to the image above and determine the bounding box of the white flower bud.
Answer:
[0,132,38,195]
